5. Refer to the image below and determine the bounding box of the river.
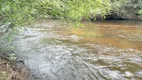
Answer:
[13,19,142,80]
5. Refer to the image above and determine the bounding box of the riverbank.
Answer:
[0,35,30,80]
[0,55,29,80]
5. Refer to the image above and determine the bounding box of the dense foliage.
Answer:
[111,0,142,19]
[0,0,39,26]
[1,0,142,27]
[126,0,142,17]
[111,0,127,16]
[0,0,111,27]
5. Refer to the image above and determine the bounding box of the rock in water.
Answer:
[70,35,79,42]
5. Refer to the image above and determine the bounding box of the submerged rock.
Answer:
[70,35,79,42]
[124,71,133,78]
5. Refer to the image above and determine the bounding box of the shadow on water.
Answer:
[13,19,142,80]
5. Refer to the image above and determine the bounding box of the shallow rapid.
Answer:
[13,19,142,80]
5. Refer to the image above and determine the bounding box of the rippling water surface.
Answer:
[13,19,142,80]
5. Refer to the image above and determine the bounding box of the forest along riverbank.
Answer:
[13,19,142,80]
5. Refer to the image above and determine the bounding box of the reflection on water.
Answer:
[56,20,142,51]
[13,19,142,80]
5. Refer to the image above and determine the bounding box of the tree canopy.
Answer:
[1,0,142,27]
[0,0,111,27]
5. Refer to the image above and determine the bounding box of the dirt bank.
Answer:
[0,54,30,80]
[0,34,30,80]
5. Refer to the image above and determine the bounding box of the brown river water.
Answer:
[12,19,142,80]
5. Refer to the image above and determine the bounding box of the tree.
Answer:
[0,0,111,27]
